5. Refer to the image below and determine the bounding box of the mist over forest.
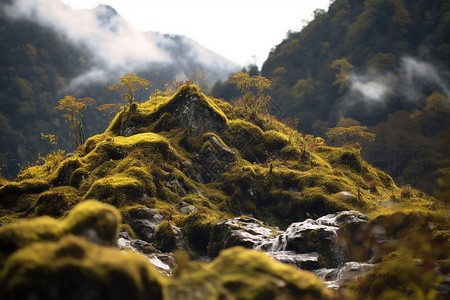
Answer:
[0,0,449,299]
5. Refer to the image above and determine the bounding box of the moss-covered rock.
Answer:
[0,200,121,266]
[262,130,290,151]
[0,235,164,300]
[169,246,331,300]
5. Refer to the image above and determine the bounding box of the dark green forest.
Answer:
[212,0,450,195]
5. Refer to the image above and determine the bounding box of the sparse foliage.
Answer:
[55,96,95,147]
[325,126,376,149]
[230,72,272,119]
[109,73,151,108]
[152,83,175,98]
[97,103,123,117]
[40,133,58,146]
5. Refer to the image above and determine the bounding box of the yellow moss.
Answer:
[106,84,228,137]
[262,130,290,151]
[169,246,330,300]
[0,216,62,263]
[177,211,217,256]
[280,144,303,160]
[15,152,67,182]
[63,200,121,246]
[0,200,122,267]
[153,220,177,252]
[0,179,50,212]
[84,175,145,206]
[0,235,164,299]
[33,186,81,217]
[169,84,229,123]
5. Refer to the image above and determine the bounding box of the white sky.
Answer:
[61,0,331,66]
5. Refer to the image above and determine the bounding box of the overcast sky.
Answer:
[61,0,331,66]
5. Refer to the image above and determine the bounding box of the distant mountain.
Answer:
[0,0,238,178]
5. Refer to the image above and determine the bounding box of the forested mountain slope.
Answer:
[216,0,450,194]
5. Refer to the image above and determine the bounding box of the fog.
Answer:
[2,0,238,88]
[345,56,450,111]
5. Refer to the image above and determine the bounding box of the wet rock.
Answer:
[128,207,164,242]
[118,231,177,276]
[337,191,356,201]
[266,251,321,270]
[257,211,370,268]
[315,261,374,289]
[283,220,342,268]
[209,217,281,256]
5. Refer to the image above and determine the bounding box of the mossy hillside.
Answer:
[0,83,445,289]
[3,84,435,232]
[169,246,331,300]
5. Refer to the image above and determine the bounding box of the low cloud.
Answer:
[343,56,450,113]
[2,0,237,88]
[4,0,170,68]
[349,72,393,103]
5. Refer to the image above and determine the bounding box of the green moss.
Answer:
[169,84,229,123]
[222,119,268,162]
[178,212,216,256]
[63,200,121,246]
[15,153,67,182]
[223,120,263,147]
[84,175,145,206]
[119,223,139,240]
[69,166,89,188]
[153,220,177,252]
[0,216,61,264]
[0,179,50,211]
[0,200,121,267]
[280,144,303,160]
[33,186,80,217]
[49,157,82,187]
[106,84,228,137]
[332,150,363,172]
[0,235,164,300]
[344,245,444,299]
[262,130,290,151]
[169,246,330,300]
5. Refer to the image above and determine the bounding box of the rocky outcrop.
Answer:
[170,93,225,136]
[195,135,237,183]
[209,217,281,256]
[209,211,371,271]
[128,207,165,242]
